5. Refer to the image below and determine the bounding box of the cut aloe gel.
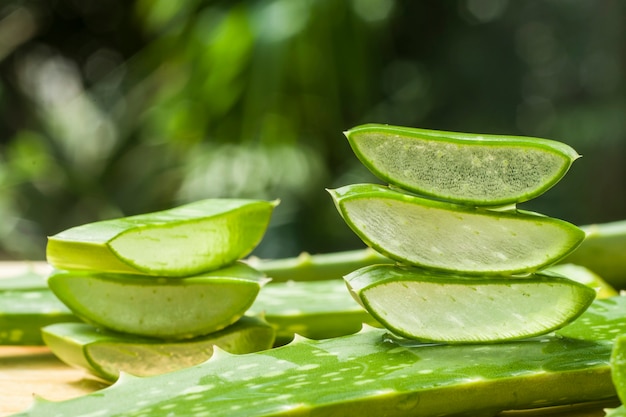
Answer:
[41,316,275,382]
[344,264,595,343]
[329,183,585,275]
[47,199,278,277]
[47,262,269,339]
[248,279,379,344]
[345,123,580,206]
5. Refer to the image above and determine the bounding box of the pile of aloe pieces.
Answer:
[4,124,626,416]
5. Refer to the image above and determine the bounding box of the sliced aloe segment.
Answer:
[329,183,585,275]
[42,316,275,382]
[345,264,595,343]
[345,123,580,205]
[47,199,278,277]
[248,279,379,344]
[47,262,268,339]
[13,297,626,417]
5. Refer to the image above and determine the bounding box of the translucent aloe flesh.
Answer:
[47,199,278,277]
[41,316,275,382]
[329,183,585,275]
[345,264,595,343]
[248,279,379,344]
[12,297,626,417]
[345,123,580,206]
[47,262,268,339]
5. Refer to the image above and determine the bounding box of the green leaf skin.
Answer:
[248,248,392,282]
[328,183,585,275]
[12,297,626,417]
[561,220,626,290]
[248,279,379,344]
[546,263,618,299]
[345,123,580,206]
[606,406,626,417]
[47,199,278,277]
[41,316,275,382]
[345,264,595,343]
[47,262,269,339]
[611,334,626,407]
[0,287,79,345]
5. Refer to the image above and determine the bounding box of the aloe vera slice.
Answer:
[41,316,275,382]
[47,199,278,277]
[607,335,626,416]
[248,279,379,344]
[345,123,580,206]
[329,183,584,275]
[13,297,626,417]
[47,262,268,339]
[345,264,595,343]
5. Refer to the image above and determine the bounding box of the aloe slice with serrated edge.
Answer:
[345,123,580,205]
[344,264,595,343]
[47,262,269,339]
[41,316,275,382]
[329,183,585,275]
[248,279,379,344]
[13,297,626,417]
[47,199,278,277]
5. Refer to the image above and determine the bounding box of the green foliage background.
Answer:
[0,0,624,260]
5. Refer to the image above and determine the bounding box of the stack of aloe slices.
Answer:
[329,123,595,343]
[41,198,278,380]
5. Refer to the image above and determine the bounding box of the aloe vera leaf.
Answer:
[47,199,278,277]
[345,264,595,343]
[41,315,275,382]
[611,335,626,404]
[248,279,379,344]
[47,262,269,339]
[0,285,79,345]
[13,297,626,417]
[545,263,618,299]
[247,247,392,282]
[560,220,626,290]
[606,406,626,417]
[328,183,585,275]
[345,123,579,206]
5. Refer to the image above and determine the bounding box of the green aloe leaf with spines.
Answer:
[11,296,626,417]
[328,183,585,275]
[41,316,275,382]
[345,264,595,343]
[47,199,278,277]
[47,262,269,339]
[345,123,580,206]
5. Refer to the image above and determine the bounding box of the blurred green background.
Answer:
[0,0,624,261]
